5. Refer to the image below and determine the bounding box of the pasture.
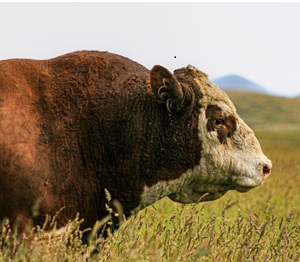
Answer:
[0,130,299,261]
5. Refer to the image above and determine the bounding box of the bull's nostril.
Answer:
[263,165,271,174]
[262,165,271,180]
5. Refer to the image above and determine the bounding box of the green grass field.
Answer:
[1,131,299,261]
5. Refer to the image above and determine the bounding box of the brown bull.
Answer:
[0,51,271,233]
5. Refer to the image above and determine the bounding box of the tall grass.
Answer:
[1,131,299,261]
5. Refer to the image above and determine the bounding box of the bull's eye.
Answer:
[215,119,224,126]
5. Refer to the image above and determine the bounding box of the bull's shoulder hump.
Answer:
[48,50,149,76]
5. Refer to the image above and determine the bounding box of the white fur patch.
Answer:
[131,170,196,214]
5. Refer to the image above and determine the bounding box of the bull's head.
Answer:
[149,65,272,205]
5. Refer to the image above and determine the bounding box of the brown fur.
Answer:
[0,51,203,232]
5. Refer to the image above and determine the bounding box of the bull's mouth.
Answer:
[233,175,266,192]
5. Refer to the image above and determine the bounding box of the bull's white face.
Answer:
[170,100,271,203]
[132,65,272,214]
[168,72,272,204]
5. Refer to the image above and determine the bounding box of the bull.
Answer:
[0,51,271,233]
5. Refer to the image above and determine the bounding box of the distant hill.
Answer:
[225,91,300,132]
[212,74,269,94]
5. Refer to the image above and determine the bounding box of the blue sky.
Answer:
[1,2,300,97]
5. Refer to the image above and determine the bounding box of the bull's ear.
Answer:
[150,65,184,112]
